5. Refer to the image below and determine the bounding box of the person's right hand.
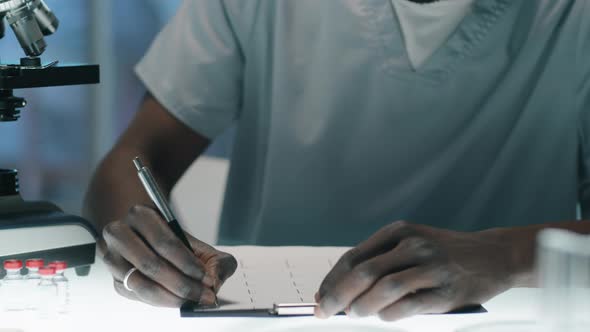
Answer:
[99,205,238,307]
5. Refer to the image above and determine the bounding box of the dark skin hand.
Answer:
[84,93,237,307]
[100,205,237,307]
[315,220,590,321]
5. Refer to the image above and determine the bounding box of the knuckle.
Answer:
[129,204,159,219]
[102,249,114,264]
[386,220,414,238]
[353,263,379,282]
[102,221,122,242]
[175,281,195,299]
[128,204,146,215]
[382,276,403,297]
[140,260,163,279]
[406,236,428,248]
[391,220,408,228]
[340,248,359,268]
[102,250,117,268]
[401,237,435,258]
[432,265,453,282]
[389,220,410,233]
[416,245,436,259]
[155,236,180,256]
[433,286,455,301]
[133,282,151,296]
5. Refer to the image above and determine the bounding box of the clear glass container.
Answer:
[2,259,25,312]
[37,266,57,319]
[459,229,590,332]
[23,258,44,311]
[536,229,590,331]
[49,261,69,314]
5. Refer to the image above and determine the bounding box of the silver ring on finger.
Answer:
[123,267,138,292]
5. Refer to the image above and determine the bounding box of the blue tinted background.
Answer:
[0,0,233,214]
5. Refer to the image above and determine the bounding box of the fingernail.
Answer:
[199,287,217,307]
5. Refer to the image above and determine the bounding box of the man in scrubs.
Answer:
[84,0,590,321]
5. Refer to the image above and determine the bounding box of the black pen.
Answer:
[133,156,218,308]
[133,156,194,251]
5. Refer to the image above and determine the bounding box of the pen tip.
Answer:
[133,156,143,170]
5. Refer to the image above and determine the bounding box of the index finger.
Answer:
[318,221,413,299]
[316,242,423,318]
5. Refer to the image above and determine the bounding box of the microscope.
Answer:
[0,0,99,276]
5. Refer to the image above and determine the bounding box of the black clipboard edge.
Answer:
[180,308,273,318]
[179,303,486,318]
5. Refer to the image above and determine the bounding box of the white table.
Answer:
[1,258,542,332]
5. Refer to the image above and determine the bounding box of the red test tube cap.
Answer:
[26,259,45,269]
[4,259,23,269]
[48,261,67,270]
[39,266,56,276]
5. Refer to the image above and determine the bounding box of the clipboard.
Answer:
[181,302,321,317]
[180,301,486,317]
[179,246,487,318]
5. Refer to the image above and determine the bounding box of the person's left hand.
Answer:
[315,221,515,321]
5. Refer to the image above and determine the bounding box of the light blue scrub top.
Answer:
[136,0,590,246]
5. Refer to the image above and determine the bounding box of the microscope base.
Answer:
[0,195,97,277]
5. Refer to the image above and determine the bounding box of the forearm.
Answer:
[479,221,590,288]
[83,147,165,235]
[83,94,211,236]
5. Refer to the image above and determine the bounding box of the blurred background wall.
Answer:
[0,0,233,240]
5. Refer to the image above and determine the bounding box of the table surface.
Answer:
[1,257,542,332]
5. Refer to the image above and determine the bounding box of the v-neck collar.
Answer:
[392,0,476,70]
[363,0,512,84]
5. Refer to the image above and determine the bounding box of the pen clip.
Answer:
[270,303,317,316]
[133,156,176,222]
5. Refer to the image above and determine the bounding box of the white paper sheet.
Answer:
[214,246,350,311]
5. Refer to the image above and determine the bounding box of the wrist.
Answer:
[476,227,537,288]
